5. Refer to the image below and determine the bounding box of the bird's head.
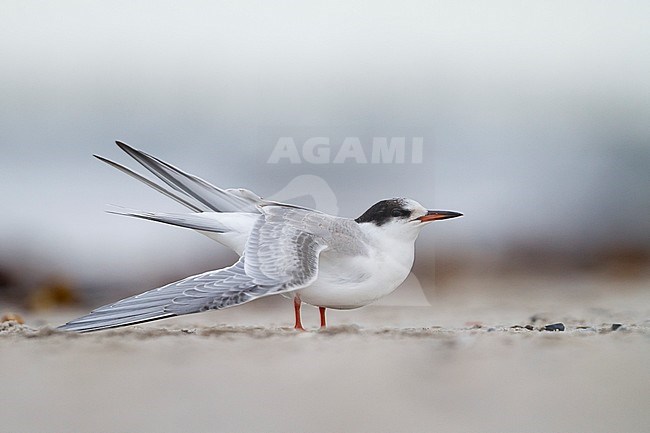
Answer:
[355,198,462,240]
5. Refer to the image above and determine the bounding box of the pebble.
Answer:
[611,323,623,331]
[510,325,534,331]
[543,323,565,332]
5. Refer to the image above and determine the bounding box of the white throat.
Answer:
[358,221,421,271]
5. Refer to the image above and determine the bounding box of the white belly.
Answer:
[294,250,414,310]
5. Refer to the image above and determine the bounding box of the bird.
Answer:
[58,141,462,332]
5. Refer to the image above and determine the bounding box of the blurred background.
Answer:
[1,1,649,310]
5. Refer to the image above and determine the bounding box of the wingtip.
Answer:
[94,153,124,168]
[56,312,178,333]
[115,140,134,152]
[56,323,83,333]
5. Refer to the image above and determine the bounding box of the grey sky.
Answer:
[1,1,649,283]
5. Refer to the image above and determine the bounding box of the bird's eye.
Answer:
[391,208,404,217]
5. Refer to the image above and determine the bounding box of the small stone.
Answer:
[544,323,565,332]
[511,325,534,331]
[611,323,623,331]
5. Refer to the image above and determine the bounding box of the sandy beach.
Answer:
[2,274,649,433]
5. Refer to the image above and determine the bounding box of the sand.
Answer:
[2,275,649,433]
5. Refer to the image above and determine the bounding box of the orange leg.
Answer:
[319,307,327,328]
[293,297,305,331]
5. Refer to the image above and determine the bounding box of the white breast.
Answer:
[296,227,417,309]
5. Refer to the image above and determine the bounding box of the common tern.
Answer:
[59,141,462,332]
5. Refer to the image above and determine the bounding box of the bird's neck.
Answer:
[358,223,418,270]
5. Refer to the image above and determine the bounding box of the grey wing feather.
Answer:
[107,208,233,233]
[58,207,329,333]
[57,261,244,332]
[97,142,320,221]
[94,154,204,212]
[114,141,260,213]
[244,206,330,285]
[57,257,317,333]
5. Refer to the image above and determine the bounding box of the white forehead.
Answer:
[401,198,425,210]
[399,198,427,216]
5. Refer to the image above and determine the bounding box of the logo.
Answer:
[267,136,424,164]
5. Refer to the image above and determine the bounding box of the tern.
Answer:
[59,141,462,332]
